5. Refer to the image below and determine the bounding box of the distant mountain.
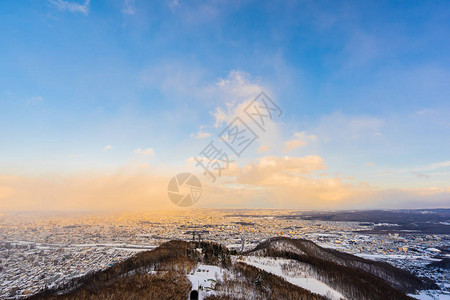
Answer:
[28,238,435,300]
[277,209,450,234]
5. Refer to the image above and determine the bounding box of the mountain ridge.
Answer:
[27,237,435,300]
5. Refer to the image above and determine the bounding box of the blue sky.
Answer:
[0,0,449,210]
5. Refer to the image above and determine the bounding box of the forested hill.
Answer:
[248,237,437,299]
[28,238,435,300]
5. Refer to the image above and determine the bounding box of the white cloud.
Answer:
[191,131,212,139]
[140,66,280,153]
[134,147,155,156]
[212,107,227,128]
[284,131,316,152]
[412,161,450,172]
[103,145,112,151]
[257,145,270,153]
[169,0,180,11]
[284,139,306,152]
[210,70,268,128]
[314,112,384,143]
[27,96,44,105]
[140,64,270,128]
[140,62,207,102]
[410,171,430,179]
[49,0,90,15]
[122,0,135,15]
[424,161,450,170]
[414,109,435,116]
[376,160,450,180]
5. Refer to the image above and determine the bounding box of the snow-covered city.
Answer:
[1,209,448,299]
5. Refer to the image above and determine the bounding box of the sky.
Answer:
[0,0,449,211]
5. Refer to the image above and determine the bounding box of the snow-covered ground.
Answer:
[408,290,450,300]
[187,264,232,300]
[235,256,345,300]
[355,253,434,261]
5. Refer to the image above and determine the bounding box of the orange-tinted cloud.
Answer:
[0,154,449,211]
[284,132,316,152]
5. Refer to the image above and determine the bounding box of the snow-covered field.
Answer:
[355,253,436,261]
[234,256,345,300]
